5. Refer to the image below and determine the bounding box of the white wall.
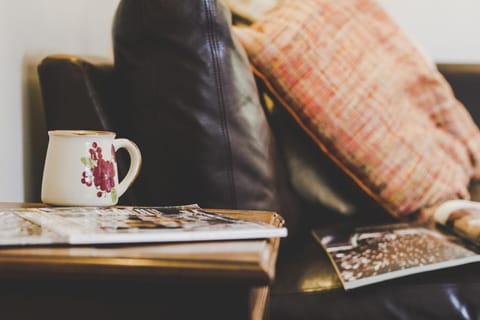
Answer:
[0,0,119,202]
[378,0,480,63]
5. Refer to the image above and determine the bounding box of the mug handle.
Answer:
[113,138,142,198]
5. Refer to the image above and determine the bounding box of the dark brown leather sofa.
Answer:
[37,0,480,319]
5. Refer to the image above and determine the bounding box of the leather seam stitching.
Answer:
[204,0,237,207]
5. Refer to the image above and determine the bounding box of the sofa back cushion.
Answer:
[234,0,480,220]
[113,0,299,229]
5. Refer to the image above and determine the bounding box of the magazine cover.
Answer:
[0,204,287,246]
[312,222,480,290]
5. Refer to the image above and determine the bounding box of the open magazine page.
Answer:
[3,204,287,246]
[312,223,480,290]
[434,199,480,246]
[0,211,65,245]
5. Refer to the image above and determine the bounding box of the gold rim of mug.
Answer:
[48,130,116,136]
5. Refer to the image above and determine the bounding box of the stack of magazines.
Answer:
[0,204,287,246]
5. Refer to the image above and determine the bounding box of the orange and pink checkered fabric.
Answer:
[234,0,480,219]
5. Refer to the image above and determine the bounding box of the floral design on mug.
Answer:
[80,142,118,203]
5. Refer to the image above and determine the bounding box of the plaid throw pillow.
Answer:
[234,0,480,219]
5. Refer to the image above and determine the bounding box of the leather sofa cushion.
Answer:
[112,0,300,230]
[235,0,480,220]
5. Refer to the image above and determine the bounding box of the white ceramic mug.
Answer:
[41,130,142,206]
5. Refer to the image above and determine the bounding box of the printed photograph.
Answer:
[319,224,477,286]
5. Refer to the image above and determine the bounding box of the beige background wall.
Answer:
[378,0,480,63]
[0,0,120,202]
[0,0,478,202]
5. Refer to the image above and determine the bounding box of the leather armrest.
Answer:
[438,63,480,126]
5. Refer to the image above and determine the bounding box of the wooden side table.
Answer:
[0,204,283,320]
